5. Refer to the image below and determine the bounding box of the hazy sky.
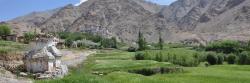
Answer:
[0,0,176,21]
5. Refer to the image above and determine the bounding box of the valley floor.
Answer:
[36,50,250,83]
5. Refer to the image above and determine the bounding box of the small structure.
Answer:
[24,34,68,78]
[6,34,18,42]
[0,34,18,42]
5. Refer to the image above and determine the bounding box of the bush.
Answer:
[217,53,225,64]
[238,51,250,65]
[206,52,218,65]
[129,68,156,76]
[135,52,145,60]
[127,47,137,52]
[228,54,237,64]
[128,67,183,76]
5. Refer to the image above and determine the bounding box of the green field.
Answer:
[0,40,26,54]
[36,48,250,83]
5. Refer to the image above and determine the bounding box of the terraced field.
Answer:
[36,49,250,83]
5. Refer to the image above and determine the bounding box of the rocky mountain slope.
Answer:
[5,0,250,43]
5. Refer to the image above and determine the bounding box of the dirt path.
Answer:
[61,49,96,67]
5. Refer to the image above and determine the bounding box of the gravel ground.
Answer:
[0,67,32,83]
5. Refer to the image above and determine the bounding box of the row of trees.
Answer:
[137,31,164,51]
[59,32,118,49]
[206,51,250,65]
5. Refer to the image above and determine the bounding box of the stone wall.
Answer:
[24,58,50,73]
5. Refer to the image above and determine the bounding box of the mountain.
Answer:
[5,0,250,43]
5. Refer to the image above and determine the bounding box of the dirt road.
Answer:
[61,49,96,67]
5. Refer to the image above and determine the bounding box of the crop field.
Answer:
[0,40,27,53]
[36,47,250,83]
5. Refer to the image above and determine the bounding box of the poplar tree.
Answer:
[138,31,147,51]
[158,32,164,50]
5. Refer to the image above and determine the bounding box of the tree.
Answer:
[238,51,250,65]
[217,53,225,65]
[137,31,147,51]
[23,32,36,44]
[100,37,117,48]
[248,40,250,51]
[206,52,218,65]
[158,32,164,50]
[205,40,241,54]
[0,25,11,36]
[111,37,117,48]
[227,54,237,64]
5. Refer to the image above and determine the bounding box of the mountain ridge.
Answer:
[5,0,250,43]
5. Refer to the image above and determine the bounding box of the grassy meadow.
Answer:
[36,44,250,83]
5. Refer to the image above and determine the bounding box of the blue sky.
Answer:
[0,0,176,21]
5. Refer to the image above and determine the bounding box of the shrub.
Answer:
[129,68,156,76]
[135,52,145,60]
[238,51,250,65]
[206,52,218,65]
[228,54,237,64]
[128,67,183,76]
[127,47,137,52]
[217,53,225,64]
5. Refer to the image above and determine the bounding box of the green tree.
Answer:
[0,25,11,36]
[24,32,36,44]
[228,54,237,64]
[205,40,241,54]
[217,53,225,65]
[248,40,250,51]
[100,37,117,48]
[137,31,147,51]
[158,32,164,50]
[111,37,117,48]
[238,51,250,65]
[206,52,218,65]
